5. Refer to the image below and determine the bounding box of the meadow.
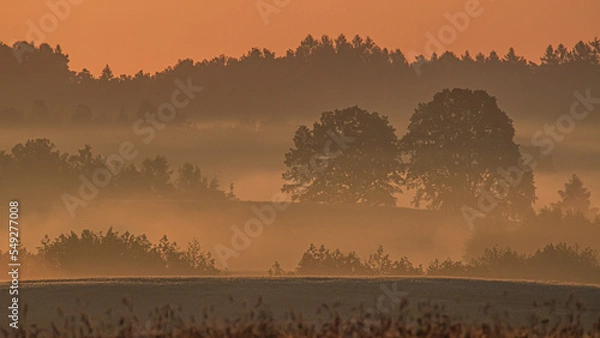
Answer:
[1,277,599,337]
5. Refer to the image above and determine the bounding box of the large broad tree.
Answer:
[401,88,536,221]
[282,106,402,206]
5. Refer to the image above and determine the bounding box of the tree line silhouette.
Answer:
[0,138,235,212]
[1,228,219,278]
[1,35,599,126]
[271,241,600,283]
[2,225,598,281]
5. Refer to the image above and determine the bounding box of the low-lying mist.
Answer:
[2,197,599,283]
[1,116,600,282]
[1,119,600,206]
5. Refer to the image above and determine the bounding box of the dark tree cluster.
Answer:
[291,244,422,276]
[0,138,235,213]
[464,176,600,259]
[274,243,600,283]
[282,87,600,226]
[0,228,219,277]
[283,90,537,222]
[0,35,598,126]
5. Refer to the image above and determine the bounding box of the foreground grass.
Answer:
[4,295,600,338]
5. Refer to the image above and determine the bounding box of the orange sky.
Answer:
[2,0,599,75]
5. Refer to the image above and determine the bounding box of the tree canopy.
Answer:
[400,88,536,220]
[282,106,402,206]
[0,138,235,213]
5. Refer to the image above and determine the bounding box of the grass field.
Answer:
[2,277,599,336]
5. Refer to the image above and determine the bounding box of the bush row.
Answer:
[271,243,600,284]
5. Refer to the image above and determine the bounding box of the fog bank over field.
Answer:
[2,198,599,281]
[1,37,599,285]
[1,119,599,207]
[1,113,600,278]
[1,200,469,272]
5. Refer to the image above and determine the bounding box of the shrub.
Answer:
[469,246,527,278]
[37,228,219,276]
[366,245,423,275]
[288,243,600,283]
[426,259,469,276]
[526,243,600,282]
[295,244,371,276]
[268,261,286,276]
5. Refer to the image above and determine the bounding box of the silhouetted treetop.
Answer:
[552,174,599,220]
[401,88,536,220]
[282,106,402,206]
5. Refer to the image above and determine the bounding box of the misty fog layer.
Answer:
[1,37,599,281]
